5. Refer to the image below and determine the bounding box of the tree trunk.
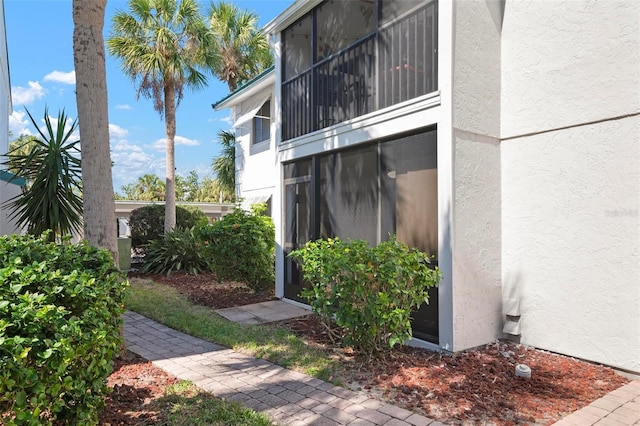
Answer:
[163,83,177,233]
[72,0,118,264]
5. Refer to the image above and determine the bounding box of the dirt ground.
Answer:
[100,273,628,425]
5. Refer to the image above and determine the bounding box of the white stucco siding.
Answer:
[501,1,640,138]
[233,86,276,199]
[449,0,503,350]
[452,0,502,139]
[501,117,640,372]
[451,130,503,350]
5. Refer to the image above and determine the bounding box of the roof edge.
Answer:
[0,169,26,187]
[213,66,275,110]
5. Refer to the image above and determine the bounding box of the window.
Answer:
[252,100,271,145]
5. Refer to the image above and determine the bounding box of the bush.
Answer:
[141,227,211,276]
[0,234,128,425]
[129,204,208,249]
[290,236,440,355]
[197,205,274,291]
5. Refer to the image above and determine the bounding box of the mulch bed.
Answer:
[99,272,628,425]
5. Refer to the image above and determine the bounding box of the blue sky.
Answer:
[5,0,288,193]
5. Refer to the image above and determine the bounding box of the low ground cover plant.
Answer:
[0,234,128,425]
[290,236,440,355]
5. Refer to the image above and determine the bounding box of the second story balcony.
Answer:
[281,0,438,141]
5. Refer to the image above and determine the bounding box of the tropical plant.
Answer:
[141,227,211,275]
[290,236,441,355]
[129,203,208,249]
[207,1,273,92]
[119,173,166,201]
[73,0,118,259]
[1,108,83,242]
[212,130,236,199]
[5,135,39,179]
[107,0,216,233]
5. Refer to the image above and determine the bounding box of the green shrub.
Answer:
[129,204,208,249]
[290,236,440,355]
[197,205,274,291]
[0,234,128,425]
[141,227,211,276]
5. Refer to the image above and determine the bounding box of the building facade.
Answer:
[217,0,639,373]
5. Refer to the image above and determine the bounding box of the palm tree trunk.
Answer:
[72,0,118,263]
[163,83,177,233]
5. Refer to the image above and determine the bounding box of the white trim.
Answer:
[263,0,323,35]
[214,72,275,110]
[233,94,271,129]
[435,0,454,352]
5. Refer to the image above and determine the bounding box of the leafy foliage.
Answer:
[1,108,83,242]
[211,130,236,200]
[197,205,274,290]
[0,234,128,424]
[141,227,211,276]
[290,237,441,355]
[118,173,166,201]
[129,204,208,249]
[207,1,273,92]
[107,0,217,232]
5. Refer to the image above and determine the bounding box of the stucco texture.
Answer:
[452,130,503,351]
[501,116,640,372]
[501,1,640,138]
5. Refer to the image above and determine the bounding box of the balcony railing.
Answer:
[282,2,438,141]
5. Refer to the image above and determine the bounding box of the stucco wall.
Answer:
[501,118,640,372]
[501,0,640,138]
[450,0,503,350]
[501,0,640,372]
[234,85,276,200]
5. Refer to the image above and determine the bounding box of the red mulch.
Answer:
[98,272,628,425]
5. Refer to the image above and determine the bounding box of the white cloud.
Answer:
[151,135,200,151]
[209,113,234,126]
[9,110,33,137]
[44,70,76,85]
[115,104,132,110]
[109,127,165,190]
[43,115,80,142]
[11,81,46,105]
[109,123,129,139]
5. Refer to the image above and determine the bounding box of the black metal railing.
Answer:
[282,2,438,141]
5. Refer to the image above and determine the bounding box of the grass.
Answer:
[157,381,274,425]
[125,277,341,382]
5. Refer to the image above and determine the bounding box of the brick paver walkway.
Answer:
[124,311,444,425]
[123,311,640,426]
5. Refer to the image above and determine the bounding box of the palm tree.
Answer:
[1,108,83,242]
[73,0,118,259]
[212,130,236,200]
[207,1,273,92]
[107,0,215,233]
